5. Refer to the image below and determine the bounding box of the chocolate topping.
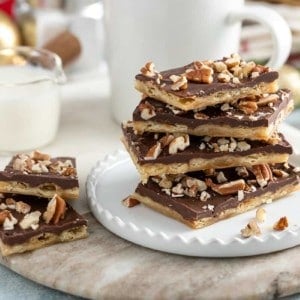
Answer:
[0,194,87,245]
[0,157,78,189]
[133,90,291,129]
[135,164,299,221]
[122,126,293,165]
[136,61,278,98]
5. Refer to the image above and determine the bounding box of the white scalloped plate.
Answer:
[86,150,300,257]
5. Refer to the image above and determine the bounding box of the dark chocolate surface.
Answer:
[0,157,78,189]
[135,164,300,221]
[122,126,293,165]
[0,194,87,246]
[133,90,291,129]
[136,61,278,98]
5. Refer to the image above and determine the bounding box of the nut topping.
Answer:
[0,210,11,225]
[241,219,261,238]
[6,198,16,210]
[235,166,249,178]
[251,164,273,188]
[15,201,31,214]
[140,61,157,77]
[43,194,66,225]
[257,94,279,107]
[122,196,140,208]
[139,101,156,120]
[159,134,175,148]
[273,216,288,231]
[170,74,188,91]
[255,207,266,223]
[217,73,231,83]
[238,100,258,114]
[272,169,289,178]
[31,150,51,161]
[206,178,246,195]
[169,134,190,154]
[3,213,18,230]
[19,211,41,230]
[186,65,214,84]
[144,142,162,160]
[194,112,209,120]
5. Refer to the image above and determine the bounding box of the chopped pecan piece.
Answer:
[15,201,31,214]
[241,219,261,238]
[217,73,231,83]
[5,198,16,209]
[273,216,288,231]
[206,178,246,195]
[43,194,66,225]
[159,134,175,148]
[0,210,11,225]
[194,112,209,120]
[251,164,273,188]
[144,142,162,160]
[139,101,156,120]
[31,150,51,161]
[170,74,188,91]
[256,207,266,223]
[3,213,18,230]
[140,61,157,77]
[169,134,190,154]
[257,94,279,106]
[238,100,258,114]
[272,169,289,178]
[122,196,140,208]
[186,65,213,84]
[19,211,41,230]
[213,61,227,72]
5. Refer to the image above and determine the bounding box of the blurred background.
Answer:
[0,0,299,105]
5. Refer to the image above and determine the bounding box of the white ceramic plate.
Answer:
[86,150,300,257]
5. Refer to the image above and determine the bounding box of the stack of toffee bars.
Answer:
[0,150,88,256]
[122,53,300,229]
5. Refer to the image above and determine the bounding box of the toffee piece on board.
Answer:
[132,90,293,141]
[132,164,300,229]
[0,193,88,256]
[0,151,79,200]
[135,55,279,111]
[122,124,292,182]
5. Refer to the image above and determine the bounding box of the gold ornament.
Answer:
[0,11,21,48]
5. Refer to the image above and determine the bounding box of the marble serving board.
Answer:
[1,212,300,299]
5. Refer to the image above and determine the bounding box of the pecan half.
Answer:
[251,164,273,187]
[43,194,66,224]
[206,178,246,195]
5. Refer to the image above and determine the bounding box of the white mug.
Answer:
[104,0,292,123]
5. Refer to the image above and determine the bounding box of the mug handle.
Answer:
[227,5,292,69]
